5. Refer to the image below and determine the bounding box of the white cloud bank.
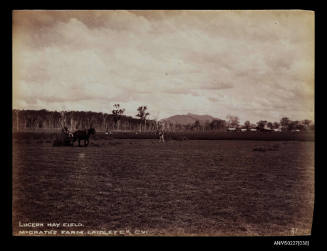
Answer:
[13,10,314,123]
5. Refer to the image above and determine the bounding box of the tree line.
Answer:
[170,115,314,132]
[12,105,156,132]
[12,106,314,133]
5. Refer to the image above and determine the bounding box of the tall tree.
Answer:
[204,120,211,131]
[280,117,290,131]
[244,120,251,130]
[59,111,67,129]
[273,122,280,129]
[112,104,125,130]
[267,122,273,129]
[226,115,239,128]
[288,120,300,131]
[193,120,201,131]
[136,106,150,132]
[256,120,268,131]
[302,120,312,130]
[210,119,226,130]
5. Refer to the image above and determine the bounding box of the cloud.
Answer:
[13,10,314,123]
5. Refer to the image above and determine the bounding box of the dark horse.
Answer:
[72,127,96,147]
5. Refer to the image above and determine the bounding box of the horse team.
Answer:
[62,127,96,147]
[61,127,165,147]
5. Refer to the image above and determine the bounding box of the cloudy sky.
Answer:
[13,10,314,123]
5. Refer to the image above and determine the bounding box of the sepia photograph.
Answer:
[12,10,314,237]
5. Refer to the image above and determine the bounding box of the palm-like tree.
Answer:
[136,106,150,132]
[112,104,125,130]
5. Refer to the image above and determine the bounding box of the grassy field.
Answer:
[12,135,314,236]
[13,130,314,142]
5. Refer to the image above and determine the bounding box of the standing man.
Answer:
[159,128,165,143]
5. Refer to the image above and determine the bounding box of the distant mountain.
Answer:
[160,113,220,125]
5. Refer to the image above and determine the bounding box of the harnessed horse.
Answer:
[72,128,96,147]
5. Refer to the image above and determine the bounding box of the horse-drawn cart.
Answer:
[53,127,74,146]
[53,127,96,147]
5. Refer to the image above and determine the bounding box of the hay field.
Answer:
[12,136,314,236]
